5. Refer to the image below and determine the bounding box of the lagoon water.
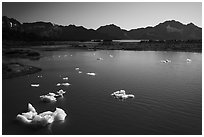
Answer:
[2,49,202,135]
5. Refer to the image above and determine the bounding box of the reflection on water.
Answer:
[3,50,202,135]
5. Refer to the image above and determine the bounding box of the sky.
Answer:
[2,2,202,30]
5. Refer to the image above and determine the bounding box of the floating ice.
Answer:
[187,58,192,62]
[78,71,82,74]
[86,73,96,76]
[75,68,79,70]
[16,103,67,127]
[31,84,40,87]
[48,92,57,96]
[109,55,113,58]
[97,58,103,60]
[57,89,66,96]
[63,77,69,80]
[61,83,71,86]
[111,90,134,100]
[161,59,171,63]
[40,94,57,103]
[56,83,70,86]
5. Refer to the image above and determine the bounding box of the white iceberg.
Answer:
[111,90,134,100]
[56,83,61,86]
[75,68,79,70]
[78,71,82,74]
[57,89,66,95]
[31,84,40,87]
[56,82,70,86]
[48,92,57,96]
[61,83,71,86]
[40,95,57,102]
[109,55,113,58]
[63,77,69,80]
[86,73,96,76]
[16,103,67,127]
[187,58,192,62]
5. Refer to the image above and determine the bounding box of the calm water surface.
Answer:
[2,49,202,135]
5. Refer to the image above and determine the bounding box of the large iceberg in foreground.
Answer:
[111,90,134,99]
[16,103,67,127]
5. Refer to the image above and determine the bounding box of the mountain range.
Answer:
[3,16,202,41]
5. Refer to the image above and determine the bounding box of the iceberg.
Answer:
[57,89,66,95]
[86,73,96,76]
[16,103,67,127]
[161,59,171,63]
[63,77,69,80]
[75,67,79,70]
[78,71,82,74]
[56,83,71,86]
[61,83,71,86]
[109,55,113,58]
[187,58,192,62]
[97,58,103,60]
[31,84,40,87]
[111,90,134,100]
[40,95,57,102]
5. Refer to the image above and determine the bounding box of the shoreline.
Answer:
[3,40,202,53]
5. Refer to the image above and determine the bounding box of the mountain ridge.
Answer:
[2,16,202,41]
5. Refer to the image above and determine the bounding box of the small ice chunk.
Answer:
[97,58,103,60]
[56,83,61,86]
[70,55,73,56]
[75,68,80,70]
[86,73,96,76]
[161,59,171,63]
[31,84,40,87]
[57,89,66,95]
[61,83,70,86]
[161,60,167,63]
[53,108,67,121]
[40,95,57,102]
[109,55,113,58]
[56,83,70,86]
[187,58,192,62]
[78,71,82,74]
[111,90,134,100]
[63,77,69,80]
[48,92,57,96]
